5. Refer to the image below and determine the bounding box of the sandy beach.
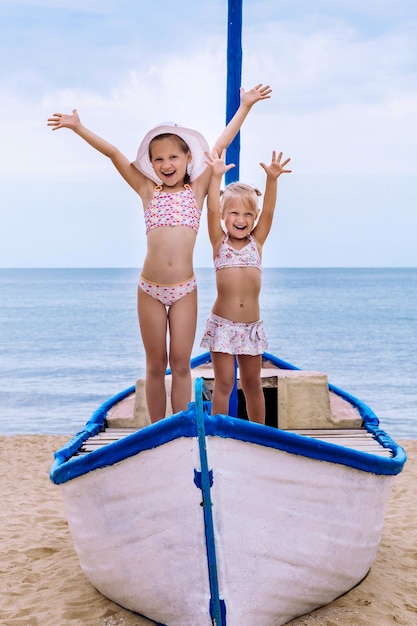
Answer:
[1,435,416,626]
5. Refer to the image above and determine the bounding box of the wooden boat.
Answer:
[50,351,406,626]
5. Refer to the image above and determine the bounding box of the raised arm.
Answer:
[47,109,148,195]
[254,151,292,246]
[212,84,272,156]
[205,150,235,250]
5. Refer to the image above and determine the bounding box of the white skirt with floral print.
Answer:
[200,312,268,356]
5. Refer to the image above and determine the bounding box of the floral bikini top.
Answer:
[214,234,262,272]
[145,184,201,234]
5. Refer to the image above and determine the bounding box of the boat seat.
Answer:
[262,368,363,429]
[109,369,211,430]
[191,366,362,430]
[107,366,363,432]
[106,380,154,430]
[262,368,336,430]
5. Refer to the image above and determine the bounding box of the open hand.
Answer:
[260,151,291,178]
[240,83,272,107]
[47,109,81,131]
[205,149,236,177]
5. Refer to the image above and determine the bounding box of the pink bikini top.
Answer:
[214,234,262,272]
[145,185,201,234]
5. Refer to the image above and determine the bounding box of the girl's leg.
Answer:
[137,287,169,422]
[237,354,265,424]
[167,288,198,413]
[210,351,236,416]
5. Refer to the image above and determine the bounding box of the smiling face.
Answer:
[221,185,260,240]
[221,195,259,240]
[149,134,192,189]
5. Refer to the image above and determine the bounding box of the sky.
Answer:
[0,0,416,268]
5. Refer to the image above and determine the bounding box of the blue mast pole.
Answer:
[226,0,243,418]
[226,0,243,185]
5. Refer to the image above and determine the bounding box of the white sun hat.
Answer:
[132,122,210,184]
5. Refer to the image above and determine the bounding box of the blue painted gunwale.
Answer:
[50,352,406,485]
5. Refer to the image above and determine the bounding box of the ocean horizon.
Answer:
[1,267,416,439]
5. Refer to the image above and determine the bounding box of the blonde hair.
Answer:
[220,182,262,217]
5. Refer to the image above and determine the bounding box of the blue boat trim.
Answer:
[203,413,406,476]
[50,352,406,485]
[211,599,227,626]
[195,378,226,626]
[50,408,198,484]
[194,468,214,490]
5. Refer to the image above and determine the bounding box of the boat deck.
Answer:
[75,427,393,458]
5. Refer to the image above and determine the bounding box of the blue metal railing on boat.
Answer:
[195,378,226,625]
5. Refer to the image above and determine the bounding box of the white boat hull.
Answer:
[51,354,406,626]
[59,431,394,626]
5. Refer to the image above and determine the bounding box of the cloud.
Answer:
[0,0,416,267]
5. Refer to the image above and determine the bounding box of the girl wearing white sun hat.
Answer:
[47,83,271,423]
[133,122,210,184]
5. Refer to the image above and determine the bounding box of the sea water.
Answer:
[1,268,416,438]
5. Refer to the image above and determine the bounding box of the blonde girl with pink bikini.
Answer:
[201,148,291,424]
[47,84,270,422]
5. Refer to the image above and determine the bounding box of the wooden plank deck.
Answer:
[75,427,392,458]
[291,429,393,457]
